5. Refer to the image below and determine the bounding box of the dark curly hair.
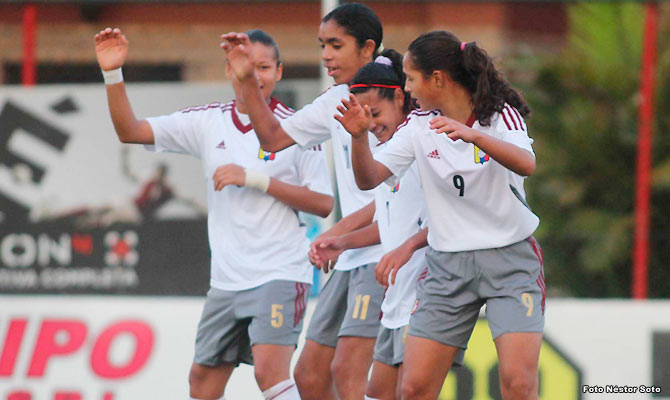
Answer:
[407,30,530,126]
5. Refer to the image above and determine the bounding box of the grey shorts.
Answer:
[374,325,466,367]
[306,264,385,347]
[373,325,408,366]
[409,237,545,349]
[194,280,310,367]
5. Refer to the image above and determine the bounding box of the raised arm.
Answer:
[94,28,154,144]
[334,94,393,189]
[221,32,295,152]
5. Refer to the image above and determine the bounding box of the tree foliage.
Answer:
[521,3,670,297]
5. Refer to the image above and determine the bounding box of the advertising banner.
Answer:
[0,297,668,400]
[0,83,327,296]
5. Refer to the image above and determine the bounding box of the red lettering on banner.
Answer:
[53,392,81,400]
[7,391,31,400]
[5,391,114,400]
[90,321,154,379]
[71,234,93,255]
[0,319,28,376]
[27,320,87,377]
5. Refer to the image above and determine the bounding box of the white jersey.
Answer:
[146,98,333,291]
[280,84,383,270]
[374,105,539,252]
[373,154,427,328]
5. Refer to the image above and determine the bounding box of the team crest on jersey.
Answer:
[258,148,276,161]
[474,145,490,164]
[391,182,400,193]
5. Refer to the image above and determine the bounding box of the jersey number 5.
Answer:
[271,304,284,328]
[453,175,465,197]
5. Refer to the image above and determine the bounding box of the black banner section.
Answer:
[0,101,70,184]
[0,219,210,295]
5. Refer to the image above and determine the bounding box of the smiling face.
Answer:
[402,51,440,110]
[354,89,406,143]
[227,41,282,103]
[318,19,373,84]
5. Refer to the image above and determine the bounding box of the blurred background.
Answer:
[0,1,669,399]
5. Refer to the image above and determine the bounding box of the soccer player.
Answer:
[337,31,545,400]
[221,4,388,399]
[94,27,334,400]
[319,50,464,400]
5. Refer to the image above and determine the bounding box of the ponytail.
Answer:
[408,31,530,126]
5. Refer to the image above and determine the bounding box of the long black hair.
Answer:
[407,30,530,126]
[323,3,383,55]
[350,49,414,115]
[246,29,280,66]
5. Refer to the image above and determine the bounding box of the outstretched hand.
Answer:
[429,116,481,143]
[334,94,372,139]
[94,27,129,71]
[220,32,256,81]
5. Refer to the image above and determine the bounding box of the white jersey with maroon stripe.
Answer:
[146,98,333,291]
[374,105,539,252]
[373,156,428,328]
[280,84,384,271]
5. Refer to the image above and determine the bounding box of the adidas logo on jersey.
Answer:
[216,140,226,149]
[427,149,440,159]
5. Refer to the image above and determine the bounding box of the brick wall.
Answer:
[0,1,566,83]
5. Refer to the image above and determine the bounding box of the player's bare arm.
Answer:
[213,163,333,218]
[308,200,376,270]
[375,227,428,287]
[221,32,296,152]
[266,179,334,218]
[313,222,381,273]
[335,95,393,190]
[94,27,154,144]
[429,116,535,176]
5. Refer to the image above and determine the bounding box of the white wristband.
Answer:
[244,169,270,192]
[102,68,123,85]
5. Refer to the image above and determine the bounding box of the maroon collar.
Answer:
[231,99,280,134]
[465,112,476,128]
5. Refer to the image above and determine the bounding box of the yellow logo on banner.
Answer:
[438,318,582,400]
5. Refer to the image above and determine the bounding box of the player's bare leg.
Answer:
[252,344,298,396]
[395,364,405,399]
[365,361,399,400]
[400,336,460,400]
[494,332,542,400]
[331,336,376,400]
[294,340,337,400]
[188,362,234,400]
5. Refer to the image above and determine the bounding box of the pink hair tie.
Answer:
[460,42,467,51]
